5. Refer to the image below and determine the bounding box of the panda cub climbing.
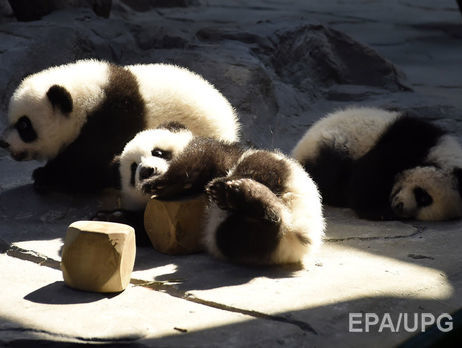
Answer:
[0,59,239,192]
[115,123,325,264]
[292,107,462,221]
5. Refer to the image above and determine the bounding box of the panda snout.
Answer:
[139,166,157,181]
[393,202,404,215]
[11,151,28,161]
[392,201,415,219]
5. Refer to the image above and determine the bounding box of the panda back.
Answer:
[126,64,239,142]
[291,107,400,163]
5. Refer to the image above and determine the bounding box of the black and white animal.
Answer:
[291,107,462,221]
[111,123,325,264]
[0,59,239,192]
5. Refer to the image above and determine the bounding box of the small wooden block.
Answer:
[144,196,206,255]
[61,221,136,293]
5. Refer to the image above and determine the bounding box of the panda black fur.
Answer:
[113,123,325,264]
[0,59,239,192]
[291,107,462,221]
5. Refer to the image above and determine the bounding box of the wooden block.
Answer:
[61,221,136,293]
[144,196,206,255]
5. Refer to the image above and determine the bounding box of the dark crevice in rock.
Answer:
[0,327,143,344]
[408,253,435,260]
[196,27,273,49]
[326,229,424,242]
[131,279,318,335]
[184,295,318,335]
[5,245,61,270]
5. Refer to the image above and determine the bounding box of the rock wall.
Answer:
[0,0,458,152]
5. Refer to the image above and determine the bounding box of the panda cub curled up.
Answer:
[292,107,462,221]
[108,122,325,265]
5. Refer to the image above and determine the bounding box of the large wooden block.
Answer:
[144,196,206,255]
[61,221,136,293]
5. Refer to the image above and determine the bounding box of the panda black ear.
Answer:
[454,168,462,197]
[46,85,73,115]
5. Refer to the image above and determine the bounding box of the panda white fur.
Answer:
[0,59,239,192]
[291,107,462,221]
[111,123,325,264]
[117,122,193,211]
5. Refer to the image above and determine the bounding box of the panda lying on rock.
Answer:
[96,122,325,265]
[292,107,462,221]
[0,59,239,192]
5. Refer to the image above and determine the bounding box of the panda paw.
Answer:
[142,176,177,199]
[206,178,254,211]
[142,169,201,200]
[206,178,282,221]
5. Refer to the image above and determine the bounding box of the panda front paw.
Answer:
[142,176,170,198]
[142,169,201,201]
[206,178,281,221]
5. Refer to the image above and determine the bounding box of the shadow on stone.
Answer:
[0,184,102,244]
[132,248,304,291]
[137,296,461,346]
[24,281,120,305]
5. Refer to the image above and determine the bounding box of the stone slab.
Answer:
[0,254,306,346]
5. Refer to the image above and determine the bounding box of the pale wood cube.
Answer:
[144,196,206,255]
[61,221,136,293]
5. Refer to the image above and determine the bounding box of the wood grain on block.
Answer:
[61,221,136,293]
[144,196,206,255]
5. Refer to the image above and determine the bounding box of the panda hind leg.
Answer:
[205,177,284,222]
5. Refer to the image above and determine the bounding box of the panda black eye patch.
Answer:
[151,148,172,160]
[15,116,37,143]
[414,187,433,207]
[130,162,138,187]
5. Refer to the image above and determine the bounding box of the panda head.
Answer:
[117,122,192,210]
[1,79,77,161]
[390,166,462,221]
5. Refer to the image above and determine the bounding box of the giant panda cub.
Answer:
[0,59,239,192]
[109,122,325,264]
[93,122,194,245]
[291,107,462,221]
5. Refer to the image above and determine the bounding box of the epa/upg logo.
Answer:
[349,312,453,333]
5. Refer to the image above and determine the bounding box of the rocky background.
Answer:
[1,0,461,156]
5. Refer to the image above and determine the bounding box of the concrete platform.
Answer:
[1,183,461,346]
[1,0,462,346]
